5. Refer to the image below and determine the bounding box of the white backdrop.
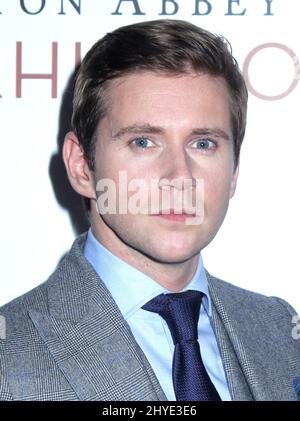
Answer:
[0,0,299,314]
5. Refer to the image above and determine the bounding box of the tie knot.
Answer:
[142,290,203,345]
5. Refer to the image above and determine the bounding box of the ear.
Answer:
[62,131,96,199]
[229,164,239,198]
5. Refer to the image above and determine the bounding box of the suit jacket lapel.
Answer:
[29,235,166,401]
[207,272,298,401]
[210,303,254,400]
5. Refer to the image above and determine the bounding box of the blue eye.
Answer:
[133,137,152,148]
[195,139,214,150]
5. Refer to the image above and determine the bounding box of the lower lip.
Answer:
[155,214,195,222]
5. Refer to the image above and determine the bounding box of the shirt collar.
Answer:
[84,228,212,318]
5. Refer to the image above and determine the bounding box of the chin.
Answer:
[142,242,201,264]
[131,226,210,263]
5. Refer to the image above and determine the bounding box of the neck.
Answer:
[90,212,199,293]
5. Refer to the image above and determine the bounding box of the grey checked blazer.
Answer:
[0,233,299,401]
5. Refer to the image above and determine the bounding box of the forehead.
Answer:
[103,71,232,132]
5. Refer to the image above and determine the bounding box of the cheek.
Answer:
[202,169,234,211]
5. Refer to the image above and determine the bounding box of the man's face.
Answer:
[91,71,238,264]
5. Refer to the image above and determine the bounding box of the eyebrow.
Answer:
[111,124,163,139]
[190,128,231,141]
[111,124,231,141]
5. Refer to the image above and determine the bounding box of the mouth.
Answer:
[152,210,197,222]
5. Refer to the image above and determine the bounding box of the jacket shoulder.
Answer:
[0,234,89,401]
[207,271,299,322]
[0,233,88,318]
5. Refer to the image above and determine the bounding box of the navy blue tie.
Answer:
[142,290,221,401]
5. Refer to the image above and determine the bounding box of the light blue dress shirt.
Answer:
[84,229,231,401]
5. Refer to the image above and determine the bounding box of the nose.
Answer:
[159,145,195,189]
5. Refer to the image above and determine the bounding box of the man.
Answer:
[0,19,299,401]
